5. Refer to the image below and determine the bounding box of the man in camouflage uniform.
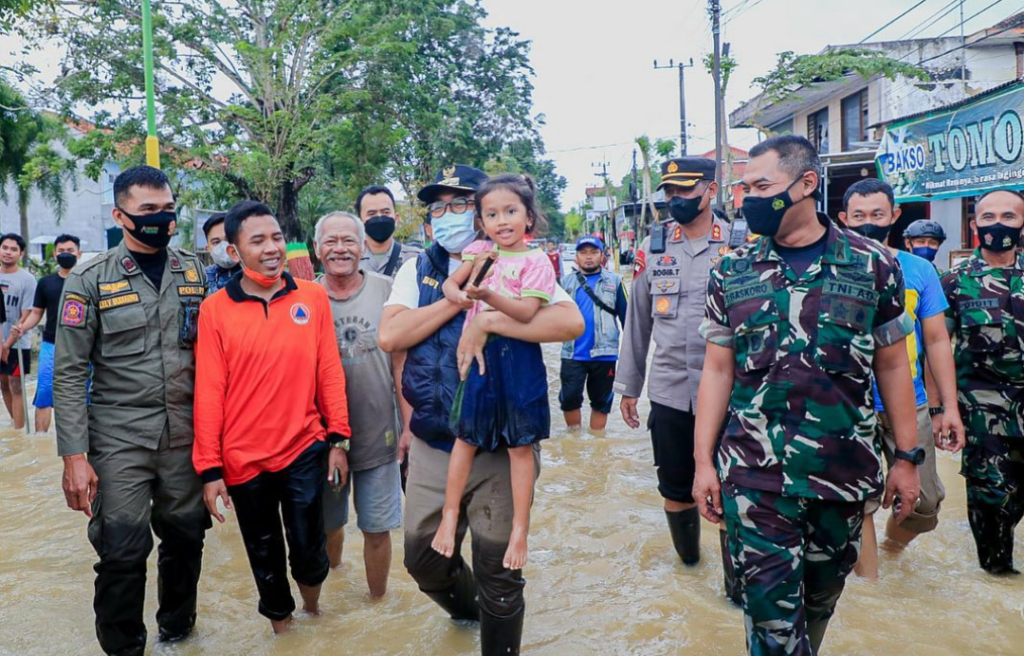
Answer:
[693,136,921,656]
[55,166,209,656]
[941,188,1024,575]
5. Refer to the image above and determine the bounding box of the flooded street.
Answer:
[1,344,1023,655]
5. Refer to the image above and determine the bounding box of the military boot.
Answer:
[666,507,701,566]
[480,606,524,656]
[423,565,480,622]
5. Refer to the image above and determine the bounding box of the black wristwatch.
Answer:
[894,446,926,466]
[928,406,945,417]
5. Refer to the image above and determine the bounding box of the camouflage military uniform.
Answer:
[940,249,1024,574]
[701,215,911,656]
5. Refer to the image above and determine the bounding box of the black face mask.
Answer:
[118,207,176,249]
[850,223,892,244]
[977,223,1023,252]
[56,253,77,270]
[741,177,810,237]
[365,216,396,243]
[668,192,705,226]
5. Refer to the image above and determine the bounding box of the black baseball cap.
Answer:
[417,164,489,204]
[657,157,716,191]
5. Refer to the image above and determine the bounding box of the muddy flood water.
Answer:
[1,343,1023,655]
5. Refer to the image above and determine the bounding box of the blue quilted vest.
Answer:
[402,244,465,452]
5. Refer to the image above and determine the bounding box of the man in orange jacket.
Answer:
[193,200,350,634]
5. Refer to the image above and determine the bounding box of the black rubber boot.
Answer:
[480,605,524,656]
[665,508,701,566]
[719,529,742,607]
[423,565,480,622]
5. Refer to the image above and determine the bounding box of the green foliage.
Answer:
[753,48,930,106]
[564,210,583,239]
[33,0,562,241]
[0,0,44,33]
[0,79,75,245]
[703,51,738,91]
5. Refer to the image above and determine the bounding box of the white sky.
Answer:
[481,0,1024,209]
[3,0,1021,211]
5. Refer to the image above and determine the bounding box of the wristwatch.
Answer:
[894,446,926,466]
[928,406,945,417]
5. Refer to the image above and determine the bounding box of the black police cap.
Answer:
[657,157,717,191]
[417,164,489,204]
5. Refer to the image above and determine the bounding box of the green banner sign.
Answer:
[875,83,1024,202]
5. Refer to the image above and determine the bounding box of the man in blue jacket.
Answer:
[559,235,627,433]
[378,164,583,656]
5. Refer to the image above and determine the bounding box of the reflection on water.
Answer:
[1,345,1022,655]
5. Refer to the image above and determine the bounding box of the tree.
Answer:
[745,48,930,131]
[39,0,562,243]
[0,79,75,259]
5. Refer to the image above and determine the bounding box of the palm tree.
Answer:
[0,80,75,261]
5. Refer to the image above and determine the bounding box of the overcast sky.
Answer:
[482,0,1024,209]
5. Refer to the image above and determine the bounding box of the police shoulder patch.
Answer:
[61,298,86,327]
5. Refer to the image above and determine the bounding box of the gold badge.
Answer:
[99,280,130,295]
[712,224,722,241]
[184,268,200,283]
[672,225,682,241]
[667,161,679,173]
[656,297,671,314]
[443,165,457,178]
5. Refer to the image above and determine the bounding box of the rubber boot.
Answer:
[423,565,480,622]
[665,508,701,566]
[719,529,742,607]
[480,605,524,656]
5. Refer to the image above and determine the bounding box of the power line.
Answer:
[860,0,932,43]
[919,5,1024,64]
[899,0,961,40]
[934,0,1008,37]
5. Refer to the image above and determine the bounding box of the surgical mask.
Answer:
[911,246,938,262]
[850,223,892,243]
[117,207,176,249]
[668,193,705,225]
[211,241,237,269]
[365,216,396,243]
[741,177,809,237]
[977,223,1023,253]
[431,211,477,254]
[56,253,77,270]
[241,263,283,288]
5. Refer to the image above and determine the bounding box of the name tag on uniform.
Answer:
[725,281,772,307]
[98,292,141,311]
[421,276,439,289]
[823,280,877,303]
[960,298,999,310]
[651,267,680,278]
[98,280,130,295]
[178,285,205,297]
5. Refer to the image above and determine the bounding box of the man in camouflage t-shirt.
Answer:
[693,136,921,656]
[941,189,1024,576]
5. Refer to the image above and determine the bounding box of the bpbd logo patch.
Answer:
[290,303,311,325]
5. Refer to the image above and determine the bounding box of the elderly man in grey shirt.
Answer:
[316,210,411,598]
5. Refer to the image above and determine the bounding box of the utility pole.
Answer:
[631,149,640,248]
[709,0,724,210]
[959,0,967,91]
[592,159,615,256]
[654,58,694,155]
[141,0,160,168]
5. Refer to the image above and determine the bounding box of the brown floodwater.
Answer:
[1,344,1022,655]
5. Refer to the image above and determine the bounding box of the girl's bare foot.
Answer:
[503,525,528,570]
[432,510,459,558]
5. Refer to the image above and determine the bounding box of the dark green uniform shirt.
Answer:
[54,242,207,456]
[701,215,912,502]
[940,249,1024,441]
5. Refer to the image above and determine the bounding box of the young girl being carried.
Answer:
[431,173,555,570]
